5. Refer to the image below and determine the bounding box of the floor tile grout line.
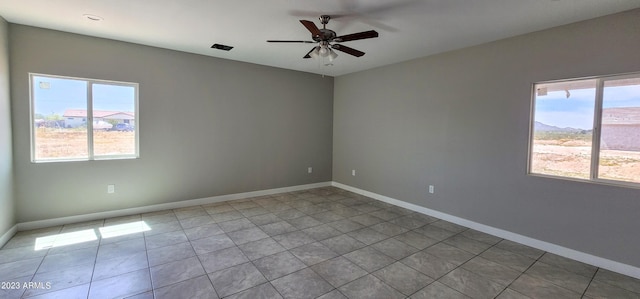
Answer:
[245,258,288,299]
[23,224,102,299]
[443,231,603,298]
[369,221,508,299]
[408,243,475,296]
[581,267,600,298]
[220,195,373,297]
[522,254,603,297]
[83,226,102,299]
[302,261,341,298]
[494,247,547,299]
[145,219,221,298]
[5,188,638,299]
[319,216,463,297]
[202,266,221,299]
[588,269,640,296]
[141,227,154,299]
[175,197,384,298]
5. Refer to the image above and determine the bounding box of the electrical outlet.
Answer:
[428,185,434,194]
[107,184,115,194]
[308,167,313,174]
[352,169,356,176]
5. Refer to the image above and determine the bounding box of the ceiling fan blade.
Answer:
[335,30,379,42]
[300,20,322,37]
[303,47,316,59]
[331,44,365,57]
[267,40,316,43]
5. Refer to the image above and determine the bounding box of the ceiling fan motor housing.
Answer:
[313,29,337,42]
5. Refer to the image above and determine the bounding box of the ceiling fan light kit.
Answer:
[268,15,378,62]
[309,47,320,59]
[328,49,338,61]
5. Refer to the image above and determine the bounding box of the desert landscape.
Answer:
[531,132,640,183]
[34,127,135,159]
[35,127,637,183]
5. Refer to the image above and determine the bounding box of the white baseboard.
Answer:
[332,181,640,280]
[17,181,331,231]
[0,224,18,248]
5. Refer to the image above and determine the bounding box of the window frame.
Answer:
[528,71,640,189]
[29,73,140,163]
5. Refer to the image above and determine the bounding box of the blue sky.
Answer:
[32,75,639,129]
[535,84,640,130]
[33,76,135,116]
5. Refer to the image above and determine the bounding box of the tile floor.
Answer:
[1,187,639,299]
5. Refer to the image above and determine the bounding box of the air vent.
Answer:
[211,44,233,51]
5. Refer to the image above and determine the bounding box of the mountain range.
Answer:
[534,121,584,132]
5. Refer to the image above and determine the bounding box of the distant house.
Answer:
[63,109,135,128]
[601,107,640,151]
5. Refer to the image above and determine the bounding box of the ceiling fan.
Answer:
[267,15,379,61]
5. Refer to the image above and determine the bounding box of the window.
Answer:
[529,72,640,186]
[30,74,139,162]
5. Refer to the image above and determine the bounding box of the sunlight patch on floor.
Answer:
[34,229,97,250]
[99,221,151,239]
[33,221,151,250]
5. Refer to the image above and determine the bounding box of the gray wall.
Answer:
[10,25,333,223]
[333,9,640,267]
[0,17,15,237]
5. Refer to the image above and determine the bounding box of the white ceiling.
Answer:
[1,0,638,76]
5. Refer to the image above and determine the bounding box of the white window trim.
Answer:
[527,71,640,189]
[29,73,140,163]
